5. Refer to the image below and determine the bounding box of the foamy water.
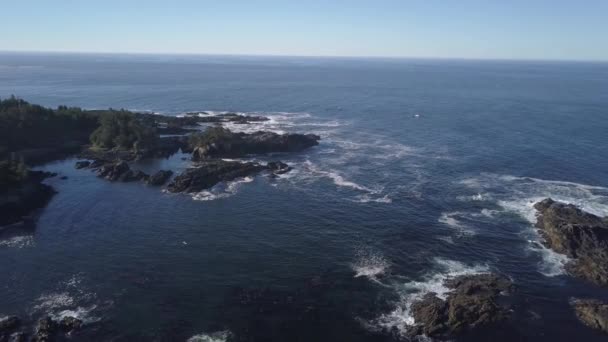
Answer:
[192,176,255,201]
[0,235,35,248]
[187,331,232,342]
[352,248,391,281]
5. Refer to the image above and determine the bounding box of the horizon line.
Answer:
[1,49,607,64]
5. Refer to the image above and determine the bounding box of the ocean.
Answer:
[1,52,608,341]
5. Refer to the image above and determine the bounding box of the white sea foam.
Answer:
[31,275,102,324]
[191,177,254,201]
[352,249,391,280]
[354,194,393,204]
[49,305,100,324]
[0,235,34,248]
[370,258,489,336]
[187,330,231,342]
[438,212,476,237]
[33,293,75,311]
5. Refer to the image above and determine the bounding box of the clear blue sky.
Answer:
[2,0,607,61]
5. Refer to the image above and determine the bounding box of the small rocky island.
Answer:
[406,273,513,339]
[534,198,608,287]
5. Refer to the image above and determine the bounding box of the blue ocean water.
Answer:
[1,52,608,341]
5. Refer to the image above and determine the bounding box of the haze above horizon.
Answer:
[2,1,607,61]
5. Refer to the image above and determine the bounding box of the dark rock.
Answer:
[0,177,56,227]
[0,316,20,335]
[118,170,149,182]
[181,112,269,124]
[31,316,56,342]
[166,160,266,193]
[88,159,105,169]
[74,161,91,169]
[59,176,68,180]
[534,198,608,286]
[408,273,512,339]
[95,161,150,183]
[267,161,292,174]
[97,161,130,181]
[571,298,608,333]
[191,128,320,160]
[59,316,82,332]
[147,170,173,186]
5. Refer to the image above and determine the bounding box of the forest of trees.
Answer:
[90,110,157,150]
[0,96,159,156]
[0,96,99,155]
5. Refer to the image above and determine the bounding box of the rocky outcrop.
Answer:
[407,273,513,339]
[166,160,290,193]
[571,298,608,333]
[166,160,266,193]
[0,171,57,227]
[191,128,320,160]
[534,198,608,286]
[184,112,269,124]
[147,170,173,186]
[95,161,149,182]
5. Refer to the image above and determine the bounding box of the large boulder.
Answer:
[147,170,173,186]
[408,273,513,339]
[571,298,608,333]
[166,160,266,193]
[534,198,608,286]
[191,128,320,160]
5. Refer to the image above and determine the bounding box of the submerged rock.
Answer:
[74,160,91,169]
[147,170,173,186]
[408,273,513,339]
[267,161,292,174]
[534,198,608,286]
[166,160,266,193]
[0,316,20,336]
[191,128,320,160]
[571,298,608,333]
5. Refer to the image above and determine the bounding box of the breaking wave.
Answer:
[351,248,391,281]
[192,177,254,201]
